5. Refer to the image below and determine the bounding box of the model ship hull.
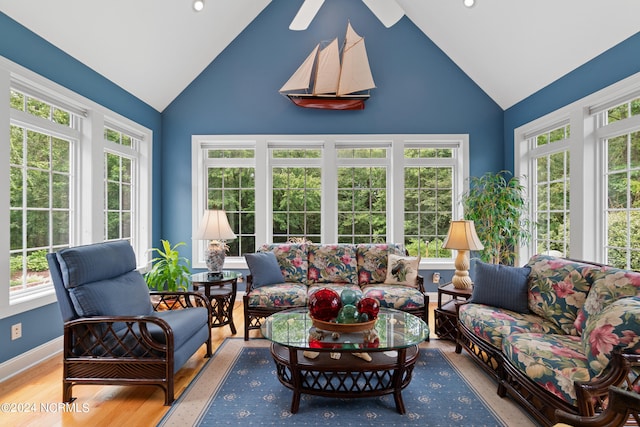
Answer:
[286,94,369,110]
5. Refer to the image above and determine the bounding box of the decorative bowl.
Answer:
[311,317,377,333]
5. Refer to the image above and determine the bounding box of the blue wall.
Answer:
[161,0,503,270]
[0,13,162,364]
[504,31,640,171]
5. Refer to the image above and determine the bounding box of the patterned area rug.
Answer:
[158,338,535,426]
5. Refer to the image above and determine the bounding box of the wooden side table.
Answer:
[434,282,472,341]
[192,271,242,334]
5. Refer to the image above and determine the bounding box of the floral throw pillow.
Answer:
[384,254,420,288]
[582,296,640,376]
[576,267,640,335]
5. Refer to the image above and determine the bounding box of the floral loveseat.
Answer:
[455,254,640,426]
[242,243,428,340]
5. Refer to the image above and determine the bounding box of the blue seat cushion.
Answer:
[150,307,209,350]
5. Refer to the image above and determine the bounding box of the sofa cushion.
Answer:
[502,333,590,406]
[258,243,309,284]
[356,243,405,285]
[308,244,358,285]
[470,260,530,313]
[362,285,425,311]
[458,303,565,350]
[527,255,597,335]
[582,296,640,376]
[245,283,308,309]
[68,270,153,317]
[384,254,420,287]
[576,266,640,335]
[244,252,285,288]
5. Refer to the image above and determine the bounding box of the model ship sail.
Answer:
[279,22,375,110]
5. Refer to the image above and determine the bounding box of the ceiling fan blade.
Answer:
[362,0,405,28]
[289,0,325,31]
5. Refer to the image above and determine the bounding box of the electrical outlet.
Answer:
[11,323,22,340]
[432,272,440,283]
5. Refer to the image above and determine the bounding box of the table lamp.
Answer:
[442,220,484,289]
[196,210,236,278]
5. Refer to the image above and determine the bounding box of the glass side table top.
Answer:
[261,307,429,351]
[191,270,242,283]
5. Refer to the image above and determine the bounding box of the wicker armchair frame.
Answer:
[62,292,212,405]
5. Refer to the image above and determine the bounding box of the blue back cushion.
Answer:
[56,241,152,317]
[56,240,137,288]
[245,251,285,287]
[471,260,531,313]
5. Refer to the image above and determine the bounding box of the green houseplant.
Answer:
[462,171,532,265]
[144,240,191,292]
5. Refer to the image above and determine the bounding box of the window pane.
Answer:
[338,166,386,244]
[403,161,453,258]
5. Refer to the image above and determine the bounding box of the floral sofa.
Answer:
[242,243,428,340]
[455,254,640,426]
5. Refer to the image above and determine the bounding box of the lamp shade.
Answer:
[196,210,236,241]
[442,220,484,251]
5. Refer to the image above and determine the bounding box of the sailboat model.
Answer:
[279,22,376,110]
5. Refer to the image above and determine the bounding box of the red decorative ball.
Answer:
[309,288,342,321]
[357,297,380,320]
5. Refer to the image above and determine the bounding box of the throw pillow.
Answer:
[244,252,285,288]
[384,254,420,287]
[470,261,531,313]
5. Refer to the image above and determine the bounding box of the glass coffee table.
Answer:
[261,307,429,414]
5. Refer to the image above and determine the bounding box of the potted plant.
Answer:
[145,240,191,292]
[461,171,532,265]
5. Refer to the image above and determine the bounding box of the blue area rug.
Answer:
[159,339,531,426]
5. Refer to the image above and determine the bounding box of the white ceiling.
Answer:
[1,0,639,112]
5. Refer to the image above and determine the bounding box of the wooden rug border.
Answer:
[158,338,535,426]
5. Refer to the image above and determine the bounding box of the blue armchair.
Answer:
[47,240,212,405]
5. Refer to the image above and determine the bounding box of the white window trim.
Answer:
[515,70,640,264]
[0,55,153,319]
[192,134,469,271]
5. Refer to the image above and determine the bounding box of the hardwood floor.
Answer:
[0,301,436,427]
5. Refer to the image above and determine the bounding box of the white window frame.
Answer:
[192,134,468,270]
[516,70,640,264]
[0,56,153,319]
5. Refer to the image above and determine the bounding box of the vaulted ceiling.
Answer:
[1,0,639,112]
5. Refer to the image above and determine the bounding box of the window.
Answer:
[598,97,640,269]
[272,147,322,243]
[9,90,77,300]
[104,126,140,245]
[527,124,571,257]
[516,71,640,268]
[404,146,456,258]
[337,146,388,244]
[192,135,468,269]
[1,58,153,317]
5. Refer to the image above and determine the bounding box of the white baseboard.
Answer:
[0,336,63,382]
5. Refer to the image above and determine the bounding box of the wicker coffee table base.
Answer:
[270,343,419,414]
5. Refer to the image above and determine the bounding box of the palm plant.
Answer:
[144,240,191,292]
[462,171,532,265]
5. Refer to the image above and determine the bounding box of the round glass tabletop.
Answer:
[261,307,429,351]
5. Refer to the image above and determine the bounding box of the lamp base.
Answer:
[451,249,473,289]
[205,243,226,274]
